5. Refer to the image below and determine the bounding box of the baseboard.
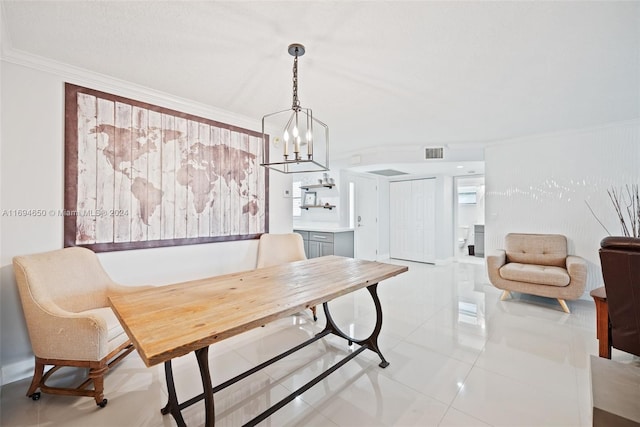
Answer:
[1,358,33,387]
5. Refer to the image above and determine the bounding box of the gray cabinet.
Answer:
[294,230,310,255]
[294,230,354,259]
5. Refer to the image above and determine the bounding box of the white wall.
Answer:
[0,59,291,385]
[485,120,640,296]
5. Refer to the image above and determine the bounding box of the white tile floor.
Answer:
[1,259,637,426]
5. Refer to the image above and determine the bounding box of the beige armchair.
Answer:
[487,233,587,313]
[12,247,145,407]
[256,233,316,320]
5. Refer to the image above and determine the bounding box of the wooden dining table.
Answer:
[109,255,408,426]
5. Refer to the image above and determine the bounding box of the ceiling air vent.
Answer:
[424,147,444,159]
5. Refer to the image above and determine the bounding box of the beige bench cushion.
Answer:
[500,263,570,287]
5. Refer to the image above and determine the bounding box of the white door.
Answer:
[390,180,411,260]
[390,178,436,263]
[353,176,378,260]
[420,179,436,262]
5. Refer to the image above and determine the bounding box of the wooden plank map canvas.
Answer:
[64,83,268,252]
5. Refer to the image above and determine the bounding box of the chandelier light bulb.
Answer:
[283,130,289,155]
[307,131,313,156]
[292,125,299,139]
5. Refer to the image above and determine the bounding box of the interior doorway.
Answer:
[454,175,485,262]
[351,175,378,261]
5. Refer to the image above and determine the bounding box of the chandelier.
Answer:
[261,44,329,173]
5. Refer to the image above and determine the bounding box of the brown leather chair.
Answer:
[599,236,640,358]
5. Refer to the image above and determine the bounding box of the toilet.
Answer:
[458,226,469,248]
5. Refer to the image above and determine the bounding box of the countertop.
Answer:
[293,224,354,233]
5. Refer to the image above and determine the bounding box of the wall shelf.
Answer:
[301,205,335,210]
[300,183,335,191]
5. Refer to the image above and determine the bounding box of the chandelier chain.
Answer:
[292,52,300,110]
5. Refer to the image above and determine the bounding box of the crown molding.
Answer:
[0,46,262,133]
[486,118,640,148]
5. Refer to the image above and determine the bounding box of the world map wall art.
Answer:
[64,83,269,252]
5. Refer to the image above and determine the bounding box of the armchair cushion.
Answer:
[500,263,570,287]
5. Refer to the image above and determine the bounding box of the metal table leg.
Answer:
[162,347,215,427]
[161,360,187,427]
[321,283,389,368]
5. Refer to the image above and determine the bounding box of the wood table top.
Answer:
[109,256,408,367]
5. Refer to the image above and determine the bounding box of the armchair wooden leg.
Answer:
[26,358,44,398]
[89,364,109,407]
[557,299,570,314]
[500,290,511,301]
[25,341,132,407]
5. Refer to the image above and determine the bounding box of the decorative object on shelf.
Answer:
[260,44,329,174]
[303,192,317,206]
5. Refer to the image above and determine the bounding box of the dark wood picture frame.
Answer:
[64,83,269,252]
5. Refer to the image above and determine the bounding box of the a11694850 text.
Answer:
[2,209,129,217]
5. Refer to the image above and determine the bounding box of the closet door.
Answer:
[421,178,436,263]
[389,179,436,263]
[390,180,411,260]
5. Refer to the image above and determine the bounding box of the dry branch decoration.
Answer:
[587,184,640,238]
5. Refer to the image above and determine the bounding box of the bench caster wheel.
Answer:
[97,398,108,408]
[29,392,41,401]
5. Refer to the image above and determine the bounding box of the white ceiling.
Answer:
[2,1,639,173]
